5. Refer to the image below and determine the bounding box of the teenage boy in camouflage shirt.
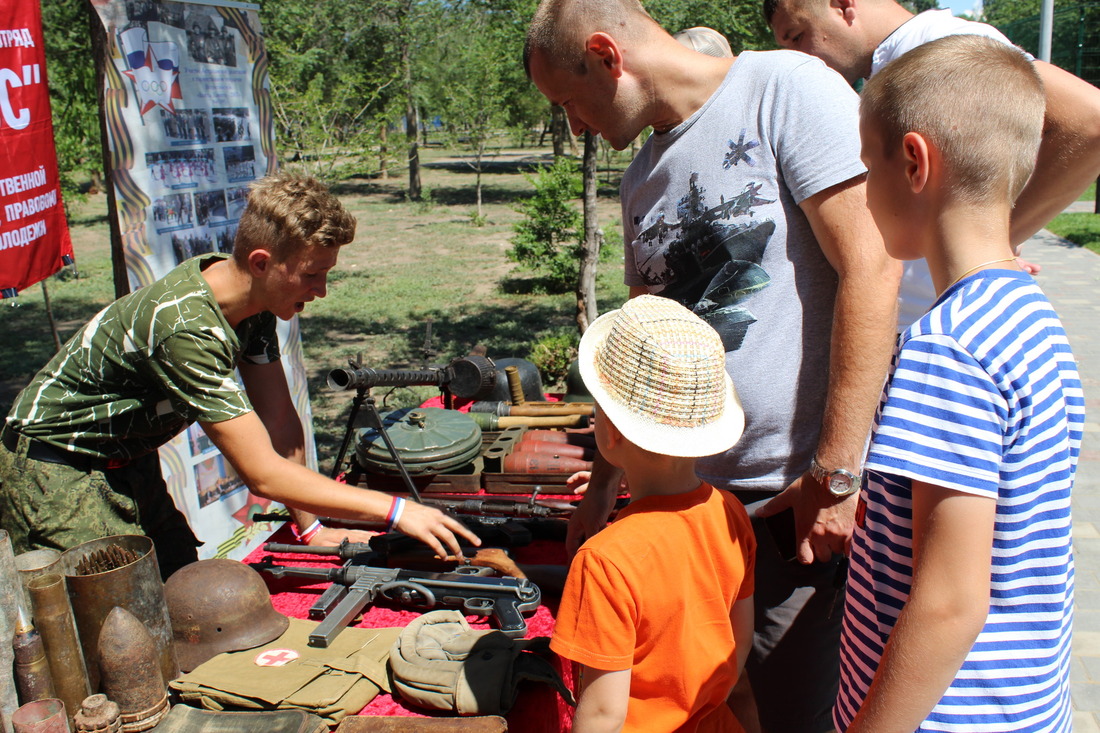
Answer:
[0,172,478,576]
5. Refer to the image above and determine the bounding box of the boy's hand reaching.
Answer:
[394,502,482,560]
[757,471,856,564]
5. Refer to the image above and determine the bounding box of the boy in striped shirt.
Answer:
[835,35,1083,733]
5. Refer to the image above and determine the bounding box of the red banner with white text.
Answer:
[0,0,73,298]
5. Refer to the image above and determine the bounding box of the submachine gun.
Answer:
[253,555,541,647]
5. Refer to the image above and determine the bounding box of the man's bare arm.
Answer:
[1010,60,1100,246]
[761,176,899,562]
[238,360,378,546]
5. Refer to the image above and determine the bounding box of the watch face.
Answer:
[829,474,854,496]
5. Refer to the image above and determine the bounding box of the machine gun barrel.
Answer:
[327,355,496,401]
[327,366,448,391]
[254,559,541,647]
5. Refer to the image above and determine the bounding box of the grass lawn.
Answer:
[1046,212,1100,255]
[0,144,631,467]
[1044,182,1100,255]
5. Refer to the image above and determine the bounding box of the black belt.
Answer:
[1,429,128,471]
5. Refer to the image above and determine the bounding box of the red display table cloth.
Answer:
[245,519,575,732]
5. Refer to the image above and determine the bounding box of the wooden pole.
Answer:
[40,281,62,353]
[88,3,130,299]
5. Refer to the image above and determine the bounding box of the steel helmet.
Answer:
[164,559,289,672]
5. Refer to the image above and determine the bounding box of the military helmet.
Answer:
[164,559,289,672]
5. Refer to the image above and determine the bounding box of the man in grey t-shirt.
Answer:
[525,1,900,730]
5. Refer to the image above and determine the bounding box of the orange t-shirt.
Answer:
[550,482,755,732]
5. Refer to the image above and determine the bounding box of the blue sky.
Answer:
[941,0,982,17]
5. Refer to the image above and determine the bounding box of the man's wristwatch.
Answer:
[810,456,861,498]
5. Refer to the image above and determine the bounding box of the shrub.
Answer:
[527,328,578,391]
[507,157,582,292]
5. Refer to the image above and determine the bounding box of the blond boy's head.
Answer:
[861,34,1045,205]
[233,171,356,266]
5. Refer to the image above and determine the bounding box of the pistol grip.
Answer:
[489,598,528,638]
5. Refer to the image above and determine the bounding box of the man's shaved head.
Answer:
[524,0,657,77]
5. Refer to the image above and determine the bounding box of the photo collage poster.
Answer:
[90,0,317,560]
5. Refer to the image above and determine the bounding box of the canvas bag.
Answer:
[388,610,575,715]
[170,617,399,726]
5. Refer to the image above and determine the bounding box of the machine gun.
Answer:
[253,556,541,647]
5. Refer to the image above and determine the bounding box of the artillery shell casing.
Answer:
[502,452,593,474]
[522,429,598,448]
[513,439,593,460]
[1,530,23,733]
[13,624,56,703]
[10,698,69,733]
[27,574,90,720]
[469,413,588,431]
[505,365,526,405]
[96,608,168,732]
[15,550,61,605]
[59,535,178,694]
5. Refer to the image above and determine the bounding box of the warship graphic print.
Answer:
[634,170,776,352]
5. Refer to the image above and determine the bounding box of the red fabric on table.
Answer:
[245,520,576,731]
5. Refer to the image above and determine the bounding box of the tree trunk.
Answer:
[576,132,602,333]
[550,106,567,158]
[403,45,421,201]
[379,122,388,180]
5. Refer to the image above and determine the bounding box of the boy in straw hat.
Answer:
[550,294,755,732]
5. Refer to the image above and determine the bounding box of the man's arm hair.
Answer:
[778,176,899,561]
[845,482,993,732]
[1010,60,1100,246]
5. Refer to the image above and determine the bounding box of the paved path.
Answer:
[1023,225,1100,729]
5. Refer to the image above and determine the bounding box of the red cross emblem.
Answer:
[254,649,300,667]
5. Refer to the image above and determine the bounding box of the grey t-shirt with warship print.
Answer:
[622,50,865,492]
[6,253,278,461]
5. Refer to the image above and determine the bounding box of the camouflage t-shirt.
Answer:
[6,254,279,460]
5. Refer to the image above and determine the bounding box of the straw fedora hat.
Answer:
[579,295,744,458]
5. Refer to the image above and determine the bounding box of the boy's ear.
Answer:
[602,414,624,449]
[247,248,273,277]
[901,131,931,194]
[585,32,624,78]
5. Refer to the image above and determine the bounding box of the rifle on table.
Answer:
[252,556,541,647]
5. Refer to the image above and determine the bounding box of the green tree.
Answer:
[424,6,513,219]
[42,0,100,201]
[645,0,774,51]
[981,0,1042,26]
[260,0,403,182]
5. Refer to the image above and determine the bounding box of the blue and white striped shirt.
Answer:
[835,270,1083,732]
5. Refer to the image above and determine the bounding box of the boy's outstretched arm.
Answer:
[1010,60,1100,246]
[573,666,630,733]
[846,482,994,733]
[240,360,380,547]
